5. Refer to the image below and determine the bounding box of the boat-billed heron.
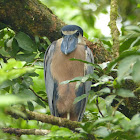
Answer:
[44,25,94,121]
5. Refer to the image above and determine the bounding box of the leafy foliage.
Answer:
[0,0,140,140]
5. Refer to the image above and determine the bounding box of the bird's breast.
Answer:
[51,39,86,83]
[50,39,86,113]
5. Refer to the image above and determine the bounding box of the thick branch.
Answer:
[0,0,112,63]
[2,128,50,136]
[5,109,80,131]
[109,0,120,58]
[0,0,65,42]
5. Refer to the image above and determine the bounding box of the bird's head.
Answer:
[61,25,83,55]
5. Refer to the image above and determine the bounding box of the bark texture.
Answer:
[0,0,112,64]
[109,0,120,58]
[2,128,50,136]
[5,108,80,131]
[0,0,65,42]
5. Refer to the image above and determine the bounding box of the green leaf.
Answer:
[16,53,36,63]
[137,4,140,8]
[0,95,32,106]
[73,94,87,104]
[131,114,140,127]
[32,69,45,92]
[27,101,34,111]
[99,87,111,93]
[105,95,116,106]
[117,55,140,82]
[94,126,110,138]
[70,58,101,69]
[117,88,135,98]
[94,117,113,126]
[0,30,4,39]
[22,76,33,88]
[18,89,36,100]
[35,98,46,108]
[34,61,44,68]
[12,38,20,55]
[36,91,47,100]
[0,59,35,84]
[12,83,21,94]
[49,127,73,137]
[15,32,37,52]
[61,76,83,85]
[132,60,140,83]
[99,61,110,70]
[120,37,137,53]
[42,36,51,46]
[105,95,116,115]
[0,80,13,89]
[101,39,112,48]
[107,51,140,73]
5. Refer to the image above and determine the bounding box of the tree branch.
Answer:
[0,0,65,42]
[0,0,112,64]
[5,108,80,131]
[29,87,48,103]
[112,99,124,116]
[96,98,104,117]
[1,128,50,136]
[109,0,120,58]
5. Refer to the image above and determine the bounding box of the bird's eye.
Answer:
[61,32,65,37]
[75,31,79,36]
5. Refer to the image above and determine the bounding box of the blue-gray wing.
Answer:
[85,46,94,91]
[78,46,94,121]
[44,41,56,115]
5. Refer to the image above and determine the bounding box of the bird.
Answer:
[44,25,94,121]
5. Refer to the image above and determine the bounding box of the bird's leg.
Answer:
[67,112,70,120]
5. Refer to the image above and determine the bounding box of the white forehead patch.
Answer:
[62,30,78,35]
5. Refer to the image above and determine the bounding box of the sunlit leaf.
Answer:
[61,76,83,85]
[0,66,35,85]
[70,58,101,69]
[107,51,140,73]
[0,95,32,106]
[117,55,140,82]
[105,95,116,115]
[132,60,140,83]
[99,87,111,94]
[73,94,87,104]
[117,88,135,98]
[99,61,110,70]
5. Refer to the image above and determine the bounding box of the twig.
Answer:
[0,54,7,63]
[112,99,124,116]
[96,98,104,117]
[5,108,80,131]
[109,0,120,58]
[30,58,39,67]
[29,87,48,103]
[1,128,50,136]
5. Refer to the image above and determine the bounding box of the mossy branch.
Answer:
[5,108,80,131]
[109,0,120,58]
[1,128,50,136]
[0,0,112,63]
